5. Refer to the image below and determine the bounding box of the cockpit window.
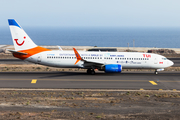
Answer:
[162,58,167,60]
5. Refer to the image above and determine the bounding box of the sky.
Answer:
[0,0,180,27]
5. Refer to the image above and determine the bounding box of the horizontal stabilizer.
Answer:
[7,49,27,55]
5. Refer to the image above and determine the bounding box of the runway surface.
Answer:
[0,71,180,90]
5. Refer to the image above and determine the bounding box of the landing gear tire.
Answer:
[87,69,95,75]
[91,69,95,75]
[154,71,158,75]
[87,69,91,74]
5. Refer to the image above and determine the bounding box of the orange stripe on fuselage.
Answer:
[13,46,51,60]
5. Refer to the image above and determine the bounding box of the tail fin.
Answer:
[8,19,37,51]
[8,19,51,60]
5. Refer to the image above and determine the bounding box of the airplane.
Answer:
[8,19,174,75]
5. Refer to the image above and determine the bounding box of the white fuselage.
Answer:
[25,50,174,69]
[8,19,174,74]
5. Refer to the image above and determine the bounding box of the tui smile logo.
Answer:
[14,36,26,46]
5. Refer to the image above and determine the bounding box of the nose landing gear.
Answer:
[154,70,158,75]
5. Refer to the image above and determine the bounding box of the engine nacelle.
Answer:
[105,64,122,73]
[157,69,164,71]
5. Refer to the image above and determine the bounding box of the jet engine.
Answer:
[104,64,122,73]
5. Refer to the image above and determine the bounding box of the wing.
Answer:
[57,46,63,51]
[73,48,104,69]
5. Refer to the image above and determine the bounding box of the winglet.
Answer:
[57,46,63,51]
[73,48,83,64]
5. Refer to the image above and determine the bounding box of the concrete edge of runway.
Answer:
[0,88,179,92]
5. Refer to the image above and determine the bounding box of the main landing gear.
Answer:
[87,69,95,75]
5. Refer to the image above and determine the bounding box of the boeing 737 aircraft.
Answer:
[8,19,174,75]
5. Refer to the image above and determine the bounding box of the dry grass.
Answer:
[0,90,180,119]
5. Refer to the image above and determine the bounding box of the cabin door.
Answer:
[154,58,158,64]
[37,55,41,63]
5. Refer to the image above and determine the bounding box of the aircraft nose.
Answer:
[168,60,174,66]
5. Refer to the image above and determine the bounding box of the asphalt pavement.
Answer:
[0,71,180,90]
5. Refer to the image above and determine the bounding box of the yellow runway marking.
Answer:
[0,79,180,83]
[149,81,158,85]
[0,79,150,82]
[31,79,37,84]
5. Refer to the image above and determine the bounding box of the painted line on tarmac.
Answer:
[149,81,158,85]
[31,79,37,84]
[0,79,149,82]
[0,79,180,83]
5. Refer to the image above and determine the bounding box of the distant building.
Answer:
[88,48,117,52]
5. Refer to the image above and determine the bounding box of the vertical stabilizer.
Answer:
[8,19,37,51]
